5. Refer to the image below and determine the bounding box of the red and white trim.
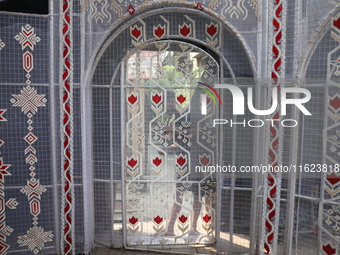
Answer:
[60,0,75,254]
[262,0,286,254]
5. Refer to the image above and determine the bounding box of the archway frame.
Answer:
[81,5,259,251]
[295,4,340,255]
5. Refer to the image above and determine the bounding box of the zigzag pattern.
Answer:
[61,0,74,254]
[264,0,285,254]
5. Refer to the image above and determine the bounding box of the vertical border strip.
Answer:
[262,0,286,254]
[60,0,75,254]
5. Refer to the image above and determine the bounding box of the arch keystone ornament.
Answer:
[195,3,204,11]
[127,4,135,15]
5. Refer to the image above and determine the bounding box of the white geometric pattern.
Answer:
[88,0,112,23]
[11,86,47,115]
[83,0,258,21]
[12,23,53,254]
[0,111,16,254]
[17,226,54,255]
[14,24,41,51]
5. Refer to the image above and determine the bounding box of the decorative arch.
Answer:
[292,5,340,255]
[297,4,340,79]
[81,1,259,26]
[83,6,257,88]
[83,5,258,250]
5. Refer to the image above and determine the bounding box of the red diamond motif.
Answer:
[195,3,204,11]
[127,4,135,15]
[202,214,212,223]
[24,132,38,145]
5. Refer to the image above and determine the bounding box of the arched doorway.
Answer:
[88,7,256,253]
[123,40,219,246]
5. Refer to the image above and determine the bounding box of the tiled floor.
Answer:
[91,245,217,255]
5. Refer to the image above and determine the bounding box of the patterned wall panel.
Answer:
[90,11,255,88]
[11,24,53,255]
[80,0,259,72]
[0,41,18,252]
[0,41,16,255]
[319,13,340,255]
[82,0,259,24]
